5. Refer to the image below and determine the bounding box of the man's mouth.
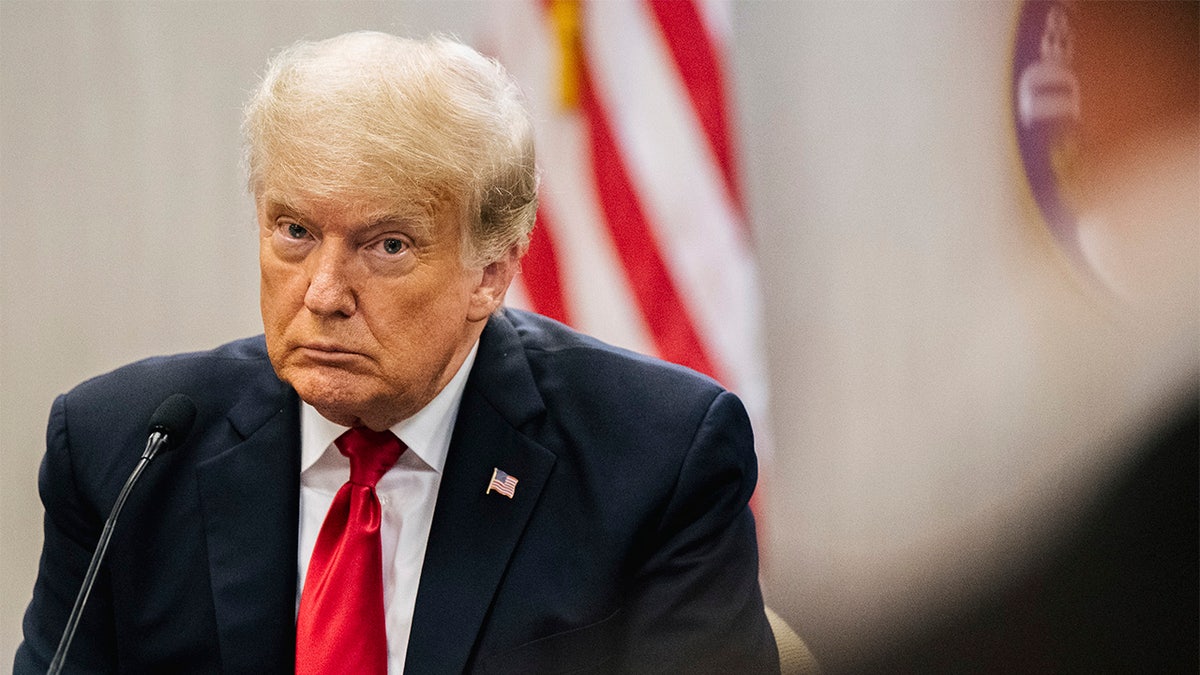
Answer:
[295,343,366,363]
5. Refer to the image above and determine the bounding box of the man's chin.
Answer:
[283,369,376,427]
[305,401,367,428]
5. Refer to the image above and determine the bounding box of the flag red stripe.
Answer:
[578,59,718,378]
[646,0,744,213]
[521,204,571,324]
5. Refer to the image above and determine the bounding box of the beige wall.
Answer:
[2,1,1195,668]
[737,2,1197,660]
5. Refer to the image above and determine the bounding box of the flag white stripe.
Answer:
[697,0,733,50]
[541,129,656,354]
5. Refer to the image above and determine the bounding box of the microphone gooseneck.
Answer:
[46,394,198,675]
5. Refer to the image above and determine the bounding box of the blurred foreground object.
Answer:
[758,1,1197,671]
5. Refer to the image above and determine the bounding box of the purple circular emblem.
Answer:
[1013,0,1085,265]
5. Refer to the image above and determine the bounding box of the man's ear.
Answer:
[467,246,521,321]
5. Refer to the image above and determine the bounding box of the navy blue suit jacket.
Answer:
[16,309,777,674]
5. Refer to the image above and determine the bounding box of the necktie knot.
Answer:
[335,427,404,488]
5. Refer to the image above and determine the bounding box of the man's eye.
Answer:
[381,238,406,255]
[285,222,308,239]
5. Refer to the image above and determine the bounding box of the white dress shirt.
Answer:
[297,342,478,674]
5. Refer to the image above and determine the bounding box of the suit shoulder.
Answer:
[62,335,277,423]
[500,310,734,443]
[41,335,283,508]
[504,309,725,399]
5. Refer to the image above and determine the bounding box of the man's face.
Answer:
[258,186,507,430]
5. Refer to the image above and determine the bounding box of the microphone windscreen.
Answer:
[146,393,197,451]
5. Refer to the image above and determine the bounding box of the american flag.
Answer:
[487,468,519,499]
[488,0,771,491]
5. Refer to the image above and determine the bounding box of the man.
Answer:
[15,32,777,674]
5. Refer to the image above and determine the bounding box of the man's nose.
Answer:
[304,244,357,317]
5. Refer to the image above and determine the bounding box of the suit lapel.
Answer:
[406,312,556,675]
[196,376,301,674]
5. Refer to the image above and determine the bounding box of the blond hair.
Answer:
[242,31,538,266]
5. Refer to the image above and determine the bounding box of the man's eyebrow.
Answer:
[359,208,433,231]
[261,194,435,237]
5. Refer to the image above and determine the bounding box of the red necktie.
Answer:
[296,427,405,675]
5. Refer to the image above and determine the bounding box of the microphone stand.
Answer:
[45,429,171,675]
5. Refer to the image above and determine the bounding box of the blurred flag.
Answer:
[487,0,771,479]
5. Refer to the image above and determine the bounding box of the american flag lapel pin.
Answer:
[486,467,518,499]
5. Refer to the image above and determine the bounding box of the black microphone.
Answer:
[46,394,197,675]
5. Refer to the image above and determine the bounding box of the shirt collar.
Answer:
[299,340,479,475]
